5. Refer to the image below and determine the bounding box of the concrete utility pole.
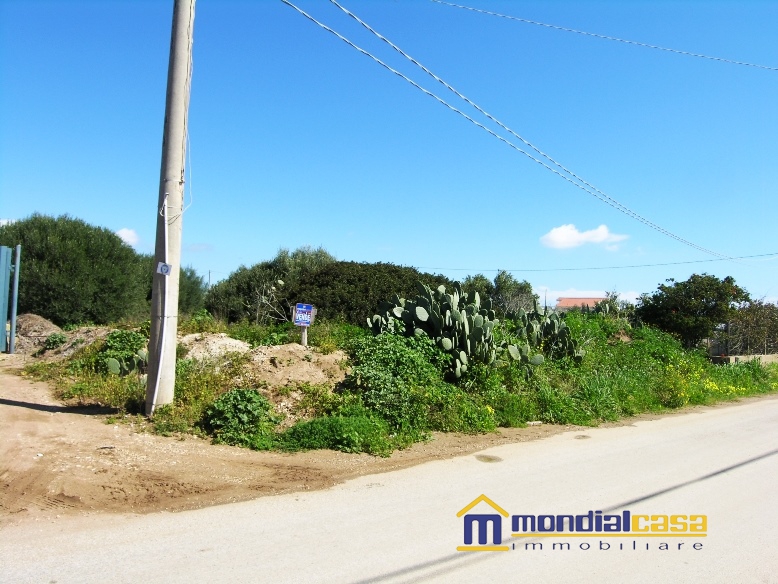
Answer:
[146,0,196,416]
[9,245,20,354]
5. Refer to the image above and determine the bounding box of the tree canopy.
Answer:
[0,214,208,326]
[462,270,537,316]
[206,250,452,326]
[0,214,147,325]
[635,273,750,348]
[204,246,337,324]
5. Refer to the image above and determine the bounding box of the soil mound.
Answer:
[248,344,348,425]
[177,334,348,423]
[179,333,251,361]
[250,343,346,389]
[13,314,62,354]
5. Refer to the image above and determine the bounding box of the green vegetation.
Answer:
[726,299,778,356]
[636,273,749,348]
[24,290,777,458]
[139,256,207,318]
[278,404,392,456]
[204,388,281,449]
[43,332,67,350]
[204,247,337,324]
[370,282,581,380]
[0,214,208,327]
[288,262,451,326]
[206,252,452,327]
[12,224,776,458]
[101,329,148,375]
[0,214,148,325]
[462,270,537,316]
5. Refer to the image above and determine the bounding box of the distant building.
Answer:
[555,297,606,311]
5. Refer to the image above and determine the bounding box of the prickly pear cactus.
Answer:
[505,299,584,366]
[371,282,511,377]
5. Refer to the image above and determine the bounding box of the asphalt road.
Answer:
[3,397,777,584]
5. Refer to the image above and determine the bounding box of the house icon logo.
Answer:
[456,494,510,552]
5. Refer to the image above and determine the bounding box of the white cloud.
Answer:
[0,219,13,227]
[116,228,140,247]
[540,224,628,249]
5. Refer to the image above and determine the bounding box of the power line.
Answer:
[430,0,778,72]
[416,252,778,274]
[288,0,732,261]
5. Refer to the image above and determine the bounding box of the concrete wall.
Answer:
[711,354,778,365]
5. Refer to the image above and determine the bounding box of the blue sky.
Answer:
[1,0,776,304]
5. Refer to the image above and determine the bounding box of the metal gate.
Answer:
[1,245,21,353]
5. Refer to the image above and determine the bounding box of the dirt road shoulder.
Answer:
[2,352,774,528]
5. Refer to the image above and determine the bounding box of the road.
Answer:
[2,397,777,584]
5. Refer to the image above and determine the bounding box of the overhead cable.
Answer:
[327,0,734,261]
[282,0,731,260]
[417,252,778,273]
[430,0,778,72]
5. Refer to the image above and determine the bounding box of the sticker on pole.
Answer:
[156,262,172,276]
[293,303,314,327]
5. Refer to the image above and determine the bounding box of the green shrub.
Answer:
[59,373,145,413]
[205,247,336,323]
[151,404,197,435]
[489,389,537,427]
[101,329,148,375]
[424,382,496,433]
[293,382,357,418]
[284,262,453,327]
[228,320,293,347]
[279,405,391,456]
[307,320,369,354]
[44,332,67,350]
[152,352,258,432]
[103,329,146,357]
[65,339,106,374]
[179,309,224,335]
[0,214,208,327]
[572,378,620,421]
[344,334,450,438]
[536,385,594,426]
[636,274,749,348]
[203,388,281,449]
[0,214,148,325]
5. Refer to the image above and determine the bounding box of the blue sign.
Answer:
[293,303,314,327]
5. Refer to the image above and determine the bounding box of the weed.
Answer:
[179,309,225,335]
[62,322,94,332]
[279,404,392,456]
[203,388,281,449]
[293,382,356,418]
[228,321,292,347]
[20,312,778,457]
[44,332,67,351]
[308,321,368,353]
[158,355,241,430]
[153,404,201,436]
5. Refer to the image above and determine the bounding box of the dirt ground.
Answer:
[0,350,576,527]
[2,349,773,529]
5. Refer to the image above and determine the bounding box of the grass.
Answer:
[21,312,778,456]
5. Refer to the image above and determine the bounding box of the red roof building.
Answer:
[555,297,606,310]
